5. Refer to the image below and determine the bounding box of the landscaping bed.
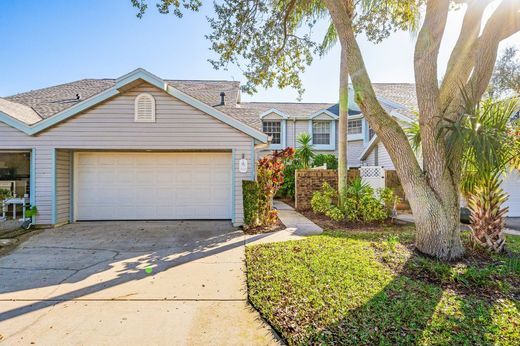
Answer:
[300,208,409,232]
[246,227,520,345]
[243,216,286,235]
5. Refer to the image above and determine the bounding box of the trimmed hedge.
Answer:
[243,180,260,226]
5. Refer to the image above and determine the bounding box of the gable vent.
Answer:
[134,93,156,122]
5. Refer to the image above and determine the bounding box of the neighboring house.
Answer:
[0,68,518,226]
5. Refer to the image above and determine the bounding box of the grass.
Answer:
[246,226,520,345]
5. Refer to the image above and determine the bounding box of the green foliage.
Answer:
[133,1,422,96]
[25,206,38,218]
[310,182,337,214]
[295,132,314,169]
[277,158,301,199]
[242,180,260,227]
[246,229,520,345]
[0,189,11,200]
[312,154,338,169]
[311,179,394,223]
[442,97,519,196]
[489,46,520,98]
[257,148,295,226]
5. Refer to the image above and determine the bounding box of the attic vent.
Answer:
[134,93,156,122]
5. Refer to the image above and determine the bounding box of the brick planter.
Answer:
[295,169,360,210]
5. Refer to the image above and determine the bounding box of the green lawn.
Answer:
[246,226,520,345]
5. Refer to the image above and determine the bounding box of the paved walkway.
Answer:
[245,201,323,246]
[397,214,520,236]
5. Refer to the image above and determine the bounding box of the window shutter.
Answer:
[134,93,156,122]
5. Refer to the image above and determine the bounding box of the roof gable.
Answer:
[0,68,267,142]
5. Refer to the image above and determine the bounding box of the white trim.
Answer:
[389,109,413,123]
[309,119,336,151]
[309,109,339,120]
[263,119,286,150]
[134,93,156,123]
[0,68,268,143]
[359,135,379,160]
[259,108,289,119]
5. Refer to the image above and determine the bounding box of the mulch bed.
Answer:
[242,216,286,235]
[299,209,410,232]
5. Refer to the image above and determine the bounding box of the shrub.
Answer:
[257,148,295,226]
[311,182,337,214]
[242,180,260,227]
[312,178,395,223]
[277,159,301,199]
[313,154,338,169]
[0,189,11,200]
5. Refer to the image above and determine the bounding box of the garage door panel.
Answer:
[75,152,232,220]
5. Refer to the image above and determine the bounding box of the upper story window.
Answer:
[262,120,281,144]
[312,121,331,145]
[348,119,363,135]
[135,93,156,122]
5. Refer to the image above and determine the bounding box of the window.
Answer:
[312,121,331,145]
[263,120,281,144]
[348,119,363,135]
[135,93,156,122]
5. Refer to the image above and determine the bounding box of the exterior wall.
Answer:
[0,82,253,225]
[362,142,395,170]
[377,142,395,169]
[295,169,360,210]
[347,140,365,167]
[56,149,71,224]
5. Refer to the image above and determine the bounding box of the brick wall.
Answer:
[295,169,360,210]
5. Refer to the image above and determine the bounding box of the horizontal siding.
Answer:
[378,142,395,169]
[0,83,253,225]
[56,150,71,224]
[347,140,365,167]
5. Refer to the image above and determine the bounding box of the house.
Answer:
[0,68,518,226]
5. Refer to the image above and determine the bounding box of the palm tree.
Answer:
[445,97,519,251]
[407,97,519,251]
[296,132,315,169]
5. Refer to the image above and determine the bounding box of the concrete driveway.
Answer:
[0,221,281,345]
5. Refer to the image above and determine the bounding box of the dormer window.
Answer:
[312,121,331,145]
[348,119,363,135]
[135,93,156,122]
[262,120,281,144]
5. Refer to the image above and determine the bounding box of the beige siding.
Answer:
[378,142,395,169]
[347,140,365,167]
[56,150,71,224]
[0,82,253,225]
[294,120,310,147]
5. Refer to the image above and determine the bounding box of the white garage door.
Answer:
[75,152,232,220]
[503,170,520,217]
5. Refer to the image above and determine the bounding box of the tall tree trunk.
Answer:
[338,47,349,193]
[325,0,464,260]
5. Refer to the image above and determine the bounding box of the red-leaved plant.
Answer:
[257,148,295,226]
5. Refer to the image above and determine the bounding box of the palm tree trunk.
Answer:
[338,46,349,193]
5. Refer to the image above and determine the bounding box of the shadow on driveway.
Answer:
[0,221,275,322]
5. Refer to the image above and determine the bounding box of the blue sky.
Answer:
[1,0,519,102]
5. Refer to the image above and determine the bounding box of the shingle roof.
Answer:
[372,83,417,112]
[1,78,417,130]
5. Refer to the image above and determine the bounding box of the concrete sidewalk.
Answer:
[245,201,322,246]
